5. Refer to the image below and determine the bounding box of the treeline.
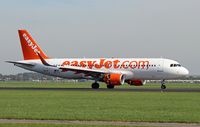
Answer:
[0,72,55,81]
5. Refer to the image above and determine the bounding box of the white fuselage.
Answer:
[16,58,189,81]
[9,29,190,89]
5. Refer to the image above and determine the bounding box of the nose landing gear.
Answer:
[161,79,166,89]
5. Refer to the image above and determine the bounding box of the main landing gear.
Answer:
[91,82,115,89]
[161,79,166,89]
[107,85,114,89]
[91,82,99,89]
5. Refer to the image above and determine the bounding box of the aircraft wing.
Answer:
[59,66,109,77]
[37,52,109,77]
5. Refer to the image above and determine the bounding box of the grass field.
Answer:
[0,82,199,127]
[0,123,143,127]
[0,81,200,89]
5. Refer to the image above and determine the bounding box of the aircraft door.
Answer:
[157,59,164,73]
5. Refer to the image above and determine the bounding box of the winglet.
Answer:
[37,53,52,66]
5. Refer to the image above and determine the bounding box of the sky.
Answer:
[0,0,200,75]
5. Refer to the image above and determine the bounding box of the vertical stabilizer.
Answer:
[18,30,48,60]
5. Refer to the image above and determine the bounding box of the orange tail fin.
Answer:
[18,30,48,60]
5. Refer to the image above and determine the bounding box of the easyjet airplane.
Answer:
[7,30,189,89]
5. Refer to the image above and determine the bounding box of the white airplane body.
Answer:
[7,30,189,89]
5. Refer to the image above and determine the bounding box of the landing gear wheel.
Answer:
[107,85,114,89]
[161,79,166,90]
[91,83,99,89]
[161,85,166,89]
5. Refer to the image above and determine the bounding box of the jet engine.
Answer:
[103,74,125,85]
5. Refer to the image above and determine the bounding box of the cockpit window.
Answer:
[170,64,181,67]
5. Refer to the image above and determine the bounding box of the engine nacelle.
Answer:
[126,80,146,86]
[103,74,125,86]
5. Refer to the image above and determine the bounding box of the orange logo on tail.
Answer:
[23,33,40,55]
[18,30,48,60]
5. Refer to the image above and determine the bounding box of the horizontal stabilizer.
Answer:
[5,61,35,67]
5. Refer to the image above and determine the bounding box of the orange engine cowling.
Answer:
[126,80,146,86]
[103,74,125,86]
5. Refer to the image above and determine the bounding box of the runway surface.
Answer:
[0,119,200,127]
[0,87,200,92]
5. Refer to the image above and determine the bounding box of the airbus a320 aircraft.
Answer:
[7,30,189,89]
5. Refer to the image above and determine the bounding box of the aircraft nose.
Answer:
[181,67,189,75]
